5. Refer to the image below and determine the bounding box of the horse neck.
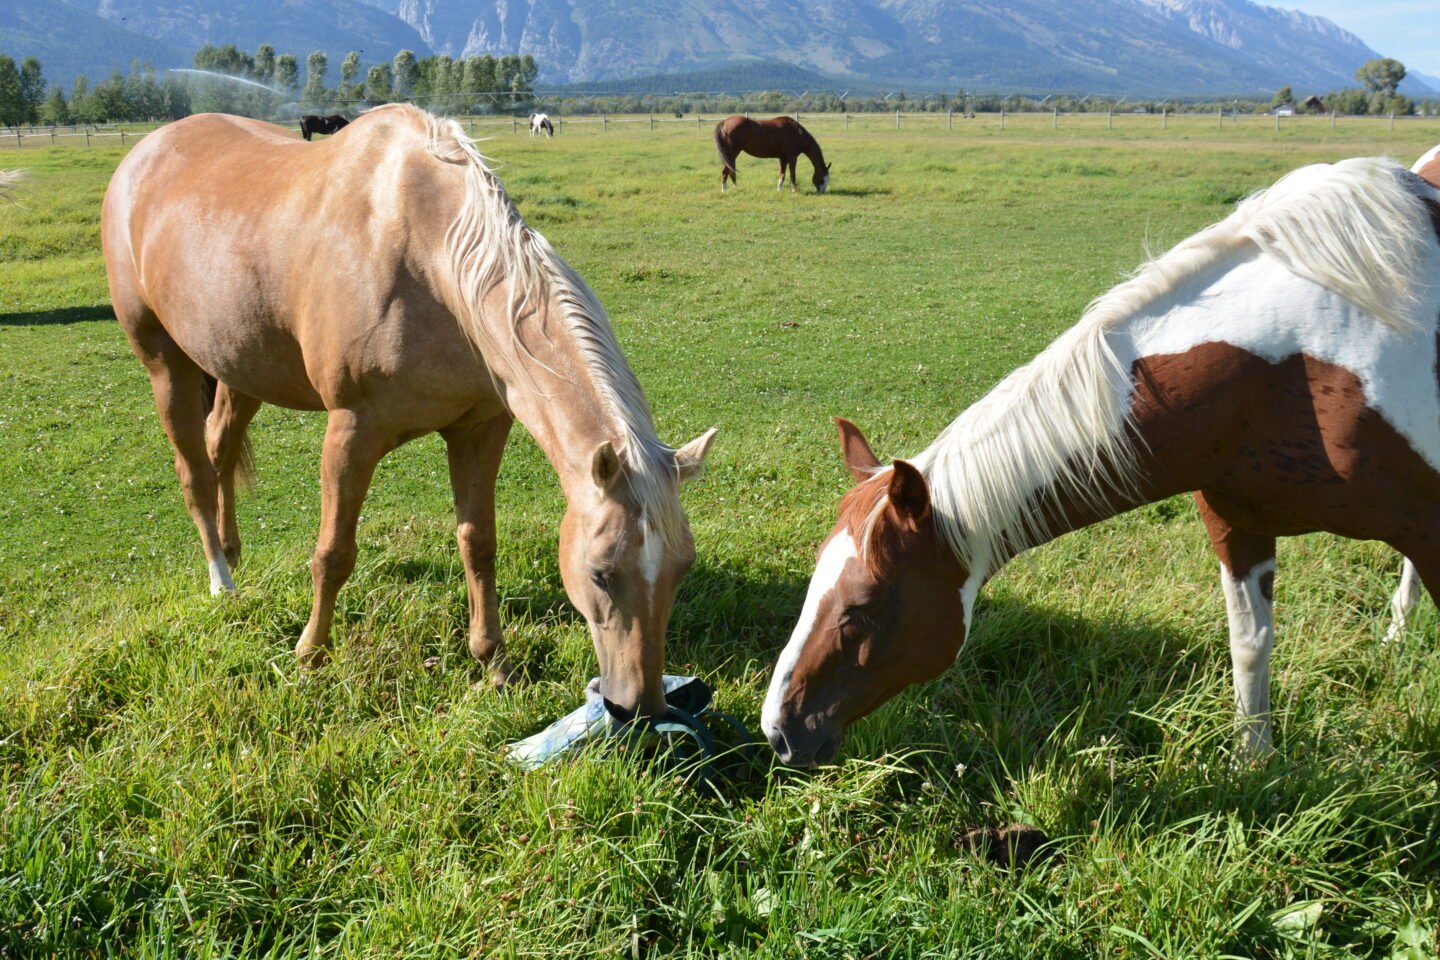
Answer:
[799,132,826,171]
[911,321,1172,581]
[478,293,650,495]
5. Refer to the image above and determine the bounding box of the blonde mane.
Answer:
[398,105,685,547]
[898,156,1436,575]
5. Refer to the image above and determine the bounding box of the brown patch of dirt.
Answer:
[956,823,1056,870]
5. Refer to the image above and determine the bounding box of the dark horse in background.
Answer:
[714,116,831,193]
[299,115,349,141]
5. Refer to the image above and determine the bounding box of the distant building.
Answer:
[1303,95,1327,114]
[1272,103,1296,116]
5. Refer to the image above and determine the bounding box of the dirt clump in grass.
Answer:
[956,823,1056,870]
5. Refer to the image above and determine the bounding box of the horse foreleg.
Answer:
[1197,491,1277,756]
[128,320,236,596]
[206,384,261,570]
[295,410,393,668]
[442,414,516,688]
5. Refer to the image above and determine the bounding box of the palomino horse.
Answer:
[529,113,555,138]
[299,114,348,140]
[102,104,716,720]
[714,116,831,193]
[764,156,1440,765]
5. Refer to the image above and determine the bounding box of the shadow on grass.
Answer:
[823,187,893,197]
[0,306,114,326]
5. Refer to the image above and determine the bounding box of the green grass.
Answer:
[4,120,1440,958]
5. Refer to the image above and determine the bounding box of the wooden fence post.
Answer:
[649,114,654,130]
[1274,112,1279,132]
[947,109,953,130]
[1000,108,1005,129]
[1390,111,1395,130]
[1330,111,1336,130]
[844,112,849,130]
[1107,107,1112,129]
[894,109,900,129]
[1052,106,1058,129]
[1162,108,1167,129]
[1217,106,1222,129]
[512,116,517,133]
[602,114,607,132]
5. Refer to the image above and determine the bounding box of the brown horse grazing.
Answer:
[299,114,349,140]
[102,104,716,720]
[763,156,1440,766]
[714,115,831,193]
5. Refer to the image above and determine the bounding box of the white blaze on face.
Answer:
[819,174,830,193]
[761,531,858,740]
[637,517,663,601]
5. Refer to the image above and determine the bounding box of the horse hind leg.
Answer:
[206,382,261,569]
[123,315,236,595]
[776,160,786,192]
[1385,557,1423,644]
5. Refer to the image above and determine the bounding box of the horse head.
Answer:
[813,162,832,194]
[762,418,968,765]
[558,429,717,721]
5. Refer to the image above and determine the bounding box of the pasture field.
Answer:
[4,120,1440,957]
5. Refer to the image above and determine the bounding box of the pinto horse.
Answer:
[529,113,555,138]
[102,104,716,719]
[299,114,348,140]
[714,115,831,193]
[763,156,1440,766]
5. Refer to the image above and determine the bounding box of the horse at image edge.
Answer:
[764,155,1440,765]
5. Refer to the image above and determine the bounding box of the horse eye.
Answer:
[589,569,611,590]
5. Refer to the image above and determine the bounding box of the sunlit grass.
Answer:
[3,119,1440,957]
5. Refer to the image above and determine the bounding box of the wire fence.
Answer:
[5,108,1440,149]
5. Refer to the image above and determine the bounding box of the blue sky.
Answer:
[1290,2,1440,79]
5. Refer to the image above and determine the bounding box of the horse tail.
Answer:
[713,123,737,179]
[201,373,256,490]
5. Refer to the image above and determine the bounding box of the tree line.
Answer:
[0,45,541,126]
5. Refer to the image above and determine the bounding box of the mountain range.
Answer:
[1,0,1432,98]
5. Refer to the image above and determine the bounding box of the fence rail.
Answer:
[5,110,1440,149]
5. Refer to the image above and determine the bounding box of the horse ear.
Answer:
[887,459,931,528]
[675,427,718,483]
[591,440,622,491]
[826,162,833,172]
[836,417,881,483]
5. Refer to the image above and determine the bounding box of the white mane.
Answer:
[405,105,685,547]
[905,156,1436,575]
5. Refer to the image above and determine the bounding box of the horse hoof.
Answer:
[295,643,329,669]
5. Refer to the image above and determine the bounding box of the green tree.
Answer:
[274,54,298,94]
[41,83,69,125]
[70,74,92,123]
[393,49,417,98]
[462,55,496,111]
[0,56,23,126]
[340,51,361,99]
[1356,58,1405,97]
[1272,84,1292,107]
[366,63,393,102]
[303,51,328,106]
[195,44,255,77]
[19,57,44,124]
[254,44,276,84]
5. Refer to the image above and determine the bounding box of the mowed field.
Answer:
[5,115,1440,958]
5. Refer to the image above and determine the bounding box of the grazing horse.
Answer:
[714,115,831,193]
[299,114,349,140]
[101,104,716,720]
[529,113,555,138]
[763,156,1440,766]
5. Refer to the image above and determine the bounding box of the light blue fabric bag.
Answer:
[506,674,753,771]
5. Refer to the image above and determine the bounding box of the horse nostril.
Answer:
[766,727,791,761]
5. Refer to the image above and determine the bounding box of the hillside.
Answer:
[30,0,431,83]
[0,0,188,86]
[369,0,1429,95]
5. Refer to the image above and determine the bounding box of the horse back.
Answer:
[102,106,478,414]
